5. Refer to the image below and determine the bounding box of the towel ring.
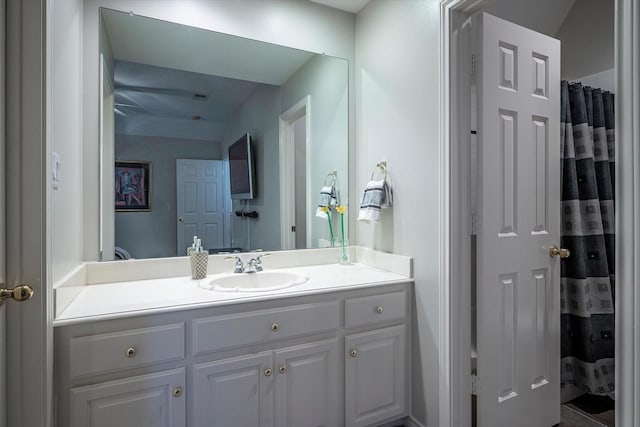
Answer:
[323,171,337,186]
[370,162,387,181]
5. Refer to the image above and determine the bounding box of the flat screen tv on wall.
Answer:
[228,133,256,200]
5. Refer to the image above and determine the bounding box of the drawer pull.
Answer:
[376,306,384,314]
[279,365,287,374]
[271,323,280,332]
[172,387,183,397]
[125,347,136,358]
[350,349,357,358]
[264,368,272,377]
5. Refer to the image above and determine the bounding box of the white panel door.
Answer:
[193,352,274,427]
[6,1,49,426]
[0,0,6,420]
[345,325,405,427]
[176,159,225,255]
[274,338,339,427]
[71,368,186,427]
[475,13,561,427]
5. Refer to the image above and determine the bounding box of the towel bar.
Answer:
[370,161,387,181]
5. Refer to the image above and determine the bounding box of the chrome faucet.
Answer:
[225,256,245,273]
[225,254,270,273]
[244,258,260,273]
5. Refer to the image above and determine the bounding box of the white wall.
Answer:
[356,1,441,425]
[282,54,349,247]
[223,84,282,252]
[51,0,84,284]
[114,134,222,259]
[80,0,356,261]
[555,0,614,81]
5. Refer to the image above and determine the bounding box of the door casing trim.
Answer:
[441,1,635,426]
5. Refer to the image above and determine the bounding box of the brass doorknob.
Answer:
[549,245,570,259]
[0,284,34,305]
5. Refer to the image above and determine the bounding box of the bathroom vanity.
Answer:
[53,248,413,427]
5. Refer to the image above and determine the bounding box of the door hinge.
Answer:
[471,54,477,75]
[471,373,479,396]
[471,214,478,235]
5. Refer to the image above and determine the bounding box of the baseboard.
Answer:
[375,416,425,427]
[404,416,427,427]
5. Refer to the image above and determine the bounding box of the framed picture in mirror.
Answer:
[115,160,151,212]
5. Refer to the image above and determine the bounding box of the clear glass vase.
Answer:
[337,240,350,265]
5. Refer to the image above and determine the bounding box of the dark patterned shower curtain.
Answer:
[560,81,615,401]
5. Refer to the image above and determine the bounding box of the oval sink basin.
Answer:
[205,271,309,292]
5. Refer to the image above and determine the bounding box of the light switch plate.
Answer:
[52,152,61,189]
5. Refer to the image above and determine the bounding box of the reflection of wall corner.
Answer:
[235,210,259,219]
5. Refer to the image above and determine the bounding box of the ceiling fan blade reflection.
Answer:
[115,84,197,98]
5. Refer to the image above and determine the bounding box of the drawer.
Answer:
[345,291,406,328]
[193,301,339,356]
[69,323,185,378]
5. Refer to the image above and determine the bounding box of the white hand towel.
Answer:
[316,185,337,218]
[358,180,393,223]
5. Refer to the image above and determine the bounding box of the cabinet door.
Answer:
[274,338,339,427]
[70,368,185,427]
[345,325,406,427]
[193,351,273,427]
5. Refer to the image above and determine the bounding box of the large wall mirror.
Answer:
[99,8,349,261]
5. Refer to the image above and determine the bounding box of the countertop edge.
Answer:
[53,277,414,327]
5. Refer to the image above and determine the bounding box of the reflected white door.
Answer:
[176,159,225,254]
[475,13,561,427]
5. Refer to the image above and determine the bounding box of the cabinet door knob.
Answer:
[264,368,272,377]
[125,347,136,358]
[172,387,183,397]
[271,323,280,332]
[350,349,357,358]
[376,306,384,314]
[279,365,287,374]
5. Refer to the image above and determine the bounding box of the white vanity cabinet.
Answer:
[274,338,340,427]
[70,368,186,427]
[343,291,408,427]
[193,351,274,426]
[345,326,406,427]
[55,282,412,427]
[192,338,339,427]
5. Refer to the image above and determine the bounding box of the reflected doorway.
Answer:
[279,95,311,250]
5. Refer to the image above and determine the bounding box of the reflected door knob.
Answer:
[177,217,184,222]
[0,284,34,305]
[549,245,570,259]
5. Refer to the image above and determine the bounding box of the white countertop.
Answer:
[54,263,412,326]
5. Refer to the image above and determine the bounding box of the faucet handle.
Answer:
[254,253,271,272]
[256,253,271,261]
[224,256,244,273]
